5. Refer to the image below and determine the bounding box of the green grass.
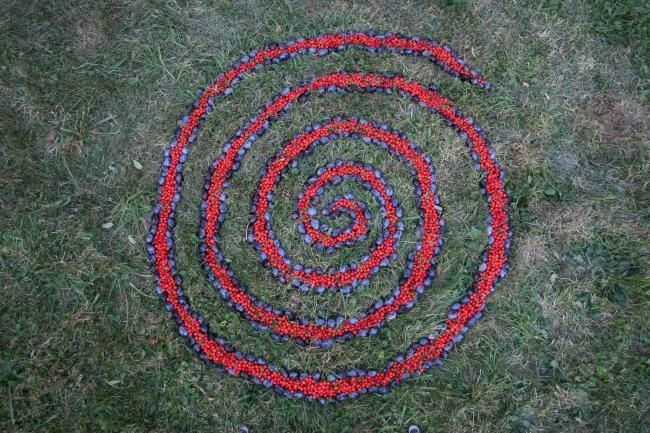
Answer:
[1,0,648,432]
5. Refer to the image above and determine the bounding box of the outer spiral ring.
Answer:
[147,31,512,402]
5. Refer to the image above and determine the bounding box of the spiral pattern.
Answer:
[147,31,512,402]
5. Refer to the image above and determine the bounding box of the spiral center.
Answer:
[252,154,402,294]
[303,192,371,251]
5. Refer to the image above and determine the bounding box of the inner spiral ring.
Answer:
[205,115,441,346]
[263,158,402,291]
[147,31,511,402]
[256,156,403,292]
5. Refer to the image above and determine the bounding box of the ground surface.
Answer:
[1,1,649,432]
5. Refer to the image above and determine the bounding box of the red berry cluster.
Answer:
[147,31,511,402]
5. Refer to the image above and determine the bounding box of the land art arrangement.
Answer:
[147,32,512,402]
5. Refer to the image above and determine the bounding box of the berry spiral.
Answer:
[147,31,511,402]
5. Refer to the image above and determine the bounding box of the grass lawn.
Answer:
[1,0,648,432]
